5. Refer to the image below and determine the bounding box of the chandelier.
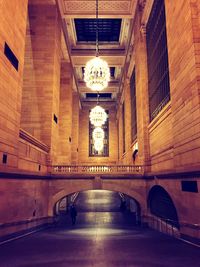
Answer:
[84,0,110,91]
[89,93,107,152]
[84,57,110,91]
[93,127,104,152]
[94,139,104,151]
[92,127,105,140]
[89,105,107,127]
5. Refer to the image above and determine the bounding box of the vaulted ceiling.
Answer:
[57,0,138,102]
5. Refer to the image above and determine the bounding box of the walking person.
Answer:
[70,204,77,225]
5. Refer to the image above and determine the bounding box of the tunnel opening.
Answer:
[53,190,141,228]
[147,185,180,229]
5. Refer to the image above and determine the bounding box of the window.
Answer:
[4,43,19,71]
[130,69,137,142]
[181,181,198,193]
[146,0,170,121]
[89,111,109,157]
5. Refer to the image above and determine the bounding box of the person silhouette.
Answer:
[70,204,77,225]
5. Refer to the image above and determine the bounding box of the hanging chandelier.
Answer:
[89,105,107,127]
[94,139,104,151]
[92,127,105,140]
[93,127,105,152]
[84,57,110,91]
[84,0,110,91]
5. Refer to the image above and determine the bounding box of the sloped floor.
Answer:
[0,190,199,267]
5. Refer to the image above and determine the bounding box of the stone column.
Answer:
[20,4,61,164]
[57,62,73,164]
[124,79,133,163]
[71,92,80,164]
[134,8,150,171]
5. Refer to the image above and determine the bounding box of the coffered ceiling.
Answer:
[57,0,138,102]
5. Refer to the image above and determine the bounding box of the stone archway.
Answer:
[49,178,148,218]
[147,185,180,228]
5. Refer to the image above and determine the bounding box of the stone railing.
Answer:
[51,165,144,175]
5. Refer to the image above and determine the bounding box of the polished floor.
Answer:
[0,190,199,267]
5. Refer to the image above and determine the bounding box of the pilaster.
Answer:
[57,62,73,164]
[134,8,150,170]
[20,4,61,164]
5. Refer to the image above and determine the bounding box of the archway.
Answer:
[53,189,141,226]
[147,185,179,228]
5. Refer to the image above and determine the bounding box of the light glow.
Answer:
[84,57,110,91]
[92,127,105,140]
[89,105,107,127]
[94,140,104,151]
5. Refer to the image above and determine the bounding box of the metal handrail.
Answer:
[144,215,200,239]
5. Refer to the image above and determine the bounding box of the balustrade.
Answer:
[52,165,143,175]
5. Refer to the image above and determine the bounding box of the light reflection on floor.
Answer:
[84,190,115,205]
[76,190,121,212]
[86,198,113,204]
[61,227,132,237]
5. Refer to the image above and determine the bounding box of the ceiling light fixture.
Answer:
[94,139,104,151]
[89,104,107,127]
[84,0,110,91]
[92,127,105,140]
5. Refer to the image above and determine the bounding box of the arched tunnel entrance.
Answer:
[54,190,141,228]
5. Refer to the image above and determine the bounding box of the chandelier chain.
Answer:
[84,0,110,92]
[96,0,99,56]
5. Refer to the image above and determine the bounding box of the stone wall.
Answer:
[20,4,61,165]
[0,0,28,170]
[0,177,49,238]
[165,0,200,172]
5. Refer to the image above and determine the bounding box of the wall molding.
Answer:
[19,128,50,153]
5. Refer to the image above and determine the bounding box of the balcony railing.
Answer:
[51,165,144,175]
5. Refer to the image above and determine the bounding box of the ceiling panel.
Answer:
[74,19,122,42]
[62,0,134,18]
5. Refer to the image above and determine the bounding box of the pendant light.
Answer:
[84,0,110,91]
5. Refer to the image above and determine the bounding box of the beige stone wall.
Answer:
[20,4,61,165]
[79,102,118,164]
[0,0,28,169]
[0,178,49,237]
[119,0,200,174]
[165,0,200,172]
[18,130,48,173]
[148,104,174,172]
